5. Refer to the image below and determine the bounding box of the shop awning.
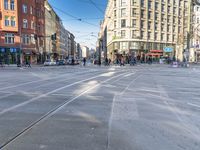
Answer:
[146,53,163,56]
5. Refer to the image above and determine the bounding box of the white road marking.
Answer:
[0,69,98,91]
[187,103,200,109]
[0,94,13,100]
[0,71,127,115]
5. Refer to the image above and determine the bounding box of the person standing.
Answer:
[105,58,108,66]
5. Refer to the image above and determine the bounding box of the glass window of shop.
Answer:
[130,42,139,49]
[113,42,118,50]
[120,42,128,50]
[0,48,19,64]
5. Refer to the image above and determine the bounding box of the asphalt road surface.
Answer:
[0,65,200,150]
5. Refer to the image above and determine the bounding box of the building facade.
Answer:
[19,0,45,64]
[0,0,20,64]
[191,4,200,62]
[100,0,192,62]
[80,45,89,59]
[0,0,77,64]
[44,0,56,61]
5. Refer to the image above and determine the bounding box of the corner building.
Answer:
[0,0,20,64]
[101,0,191,62]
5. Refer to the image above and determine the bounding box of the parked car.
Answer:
[57,60,66,65]
[44,60,57,66]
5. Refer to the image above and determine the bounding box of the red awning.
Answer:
[146,53,163,56]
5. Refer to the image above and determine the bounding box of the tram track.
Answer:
[0,70,136,149]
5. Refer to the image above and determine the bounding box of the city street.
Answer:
[0,65,200,150]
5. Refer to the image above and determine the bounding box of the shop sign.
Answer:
[164,47,173,53]
[10,48,17,53]
[0,48,5,52]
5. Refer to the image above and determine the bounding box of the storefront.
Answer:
[0,47,21,64]
[146,50,163,62]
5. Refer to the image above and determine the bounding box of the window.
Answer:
[114,0,116,7]
[121,30,126,38]
[30,6,33,14]
[10,0,15,10]
[114,21,117,28]
[155,2,159,10]
[132,30,137,38]
[141,0,145,7]
[23,19,28,28]
[141,31,145,39]
[121,19,126,28]
[5,16,9,26]
[22,35,30,44]
[31,21,36,29]
[141,20,145,28]
[148,32,151,39]
[22,4,28,13]
[155,23,158,30]
[31,34,36,44]
[141,10,145,18]
[148,1,152,9]
[11,16,15,27]
[4,0,9,10]
[132,0,136,5]
[132,8,137,17]
[132,19,136,27]
[120,42,128,50]
[155,33,158,40]
[121,8,126,17]
[114,10,117,18]
[5,33,15,44]
[161,33,164,41]
[121,0,126,6]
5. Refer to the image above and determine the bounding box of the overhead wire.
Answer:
[51,5,100,28]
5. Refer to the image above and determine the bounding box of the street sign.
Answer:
[164,47,174,53]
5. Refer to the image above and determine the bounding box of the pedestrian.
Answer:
[0,56,3,68]
[83,58,86,66]
[108,58,111,66]
[72,58,74,65]
[27,59,31,68]
[105,58,108,66]
[120,57,125,66]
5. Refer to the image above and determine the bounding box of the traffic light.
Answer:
[51,33,56,41]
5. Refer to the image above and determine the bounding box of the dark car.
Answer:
[57,60,66,65]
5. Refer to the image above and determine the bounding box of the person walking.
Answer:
[26,59,31,68]
[108,58,111,66]
[83,58,86,66]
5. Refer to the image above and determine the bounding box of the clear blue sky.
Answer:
[48,0,107,49]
